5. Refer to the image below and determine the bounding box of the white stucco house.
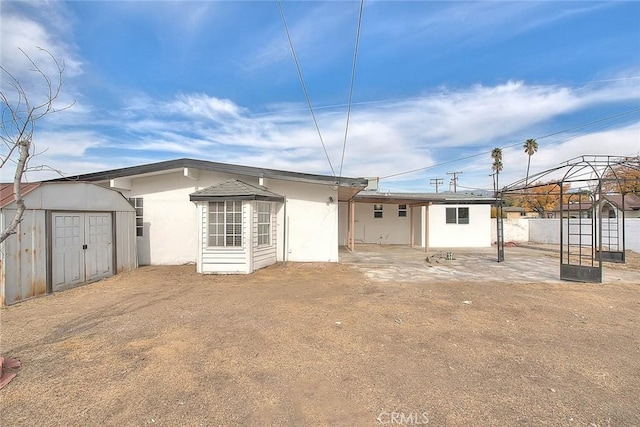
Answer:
[59,158,367,274]
[54,159,495,275]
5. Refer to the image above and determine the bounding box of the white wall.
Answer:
[528,219,561,244]
[625,219,640,252]
[349,203,412,245]
[268,180,338,263]
[428,204,492,248]
[491,218,640,253]
[119,171,202,265]
[412,206,424,247]
[491,218,530,243]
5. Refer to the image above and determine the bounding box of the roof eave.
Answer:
[189,194,285,203]
[51,158,368,188]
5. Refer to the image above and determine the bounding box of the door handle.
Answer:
[82,244,88,250]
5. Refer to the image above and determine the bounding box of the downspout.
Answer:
[282,196,287,266]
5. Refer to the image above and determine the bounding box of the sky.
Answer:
[1,0,639,193]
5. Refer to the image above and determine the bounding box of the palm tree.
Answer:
[491,147,502,163]
[491,148,503,194]
[523,138,538,186]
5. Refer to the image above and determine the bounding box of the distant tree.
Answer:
[0,48,72,244]
[523,138,538,186]
[509,181,573,217]
[602,156,640,196]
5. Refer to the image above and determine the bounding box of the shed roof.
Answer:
[0,182,42,208]
[189,179,285,202]
[1,182,134,212]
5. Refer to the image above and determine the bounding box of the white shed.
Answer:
[1,182,137,306]
[189,179,284,274]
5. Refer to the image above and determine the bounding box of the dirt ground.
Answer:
[1,253,640,426]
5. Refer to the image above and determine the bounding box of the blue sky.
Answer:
[1,0,639,192]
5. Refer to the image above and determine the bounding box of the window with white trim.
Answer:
[374,204,383,218]
[208,201,242,247]
[128,197,143,237]
[257,202,271,246]
[446,207,470,224]
[398,204,407,217]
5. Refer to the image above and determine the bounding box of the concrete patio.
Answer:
[340,244,640,284]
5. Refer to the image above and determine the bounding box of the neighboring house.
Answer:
[1,182,136,306]
[503,206,526,219]
[57,158,367,274]
[339,192,495,250]
[549,202,594,219]
[502,206,539,219]
[549,194,640,219]
[601,194,640,218]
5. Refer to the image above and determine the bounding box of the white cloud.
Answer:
[0,6,82,78]
[245,2,362,71]
[16,73,640,186]
[366,1,612,54]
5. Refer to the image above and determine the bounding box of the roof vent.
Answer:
[365,177,379,191]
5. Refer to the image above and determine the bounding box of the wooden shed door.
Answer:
[52,212,113,292]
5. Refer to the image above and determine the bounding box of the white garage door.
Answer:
[52,212,113,292]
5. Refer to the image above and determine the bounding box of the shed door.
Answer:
[52,212,113,292]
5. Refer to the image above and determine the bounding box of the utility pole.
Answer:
[447,171,462,193]
[430,178,443,193]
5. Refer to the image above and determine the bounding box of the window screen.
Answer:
[128,197,144,237]
[458,207,469,224]
[208,201,242,247]
[257,202,271,246]
[446,207,457,224]
[374,204,383,218]
[446,207,470,224]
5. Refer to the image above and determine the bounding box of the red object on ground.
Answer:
[0,356,22,390]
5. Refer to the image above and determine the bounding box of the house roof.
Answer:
[551,194,640,212]
[552,202,594,212]
[603,194,640,210]
[503,206,525,212]
[354,192,496,205]
[189,179,285,203]
[0,182,42,208]
[52,158,368,188]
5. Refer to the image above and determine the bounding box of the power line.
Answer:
[338,0,365,178]
[277,0,336,176]
[380,107,640,180]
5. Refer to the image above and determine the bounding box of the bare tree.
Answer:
[0,47,72,243]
